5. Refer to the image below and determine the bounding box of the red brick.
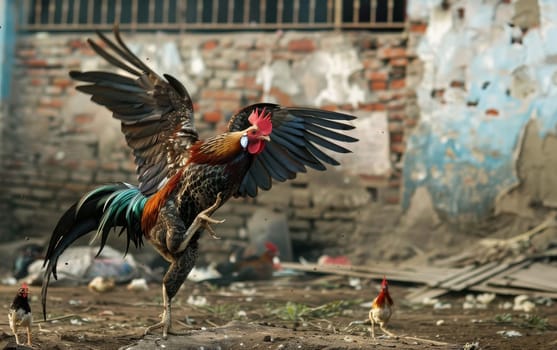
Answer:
[18,49,37,58]
[81,159,100,170]
[384,195,400,205]
[203,40,219,51]
[237,61,249,70]
[288,38,316,52]
[80,47,96,56]
[201,89,242,101]
[74,113,94,124]
[68,39,87,49]
[101,162,120,171]
[390,58,409,66]
[53,78,73,88]
[405,118,418,127]
[233,76,256,88]
[270,87,293,106]
[378,47,406,59]
[360,103,386,111]
[366,70,388,81]
[370,81,388,90]
[203,110,224,123]
[390,79,406,89]
[485,108,499,117]
[26,59,48,67]
[389,112,406,120]
[391,142,406,153]
[390,132,404,142]
[31,78,46,86]
[320,105,338,112]
[410,22,428,34]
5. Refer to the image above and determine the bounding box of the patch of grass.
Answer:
[271,299,361,323]
[494,313,513,323]
[521,314,549,330]
[494,313,549,331]
[197,303,241,319]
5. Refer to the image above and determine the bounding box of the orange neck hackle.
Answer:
[187,108,273,165]
[187,132,246,166]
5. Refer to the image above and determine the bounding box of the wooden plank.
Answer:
[280,262,453,285]
[489,263,557,292]
[405,287,450,304]
[439,262,499,289]
[470,283,557,299]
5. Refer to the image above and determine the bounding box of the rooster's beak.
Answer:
[259,135,271,142]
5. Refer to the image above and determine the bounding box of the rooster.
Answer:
[208,241,279,286]
[41,25,358,339]
[369,276,395,339]
[8,283,32,346]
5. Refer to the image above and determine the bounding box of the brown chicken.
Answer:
[209,241,279,286]
[8,283,32,346]
[41,25,358,339]
[369,276,394,339]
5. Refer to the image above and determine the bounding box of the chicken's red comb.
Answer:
[248,108,273,135]
[21,282,28,289]
[381,276,388,287]
[265,241,279,254]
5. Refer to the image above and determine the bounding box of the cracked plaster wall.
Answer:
[404,0,557,222]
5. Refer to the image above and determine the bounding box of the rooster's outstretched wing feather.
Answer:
[227,103,358,197]
[70,25,198,196]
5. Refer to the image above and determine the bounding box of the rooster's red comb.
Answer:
[265,241,278,254]
[248,108,273,135]
[21,282,28,289]
[381,276,388,287]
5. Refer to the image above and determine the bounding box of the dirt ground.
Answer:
[1,276,556,350]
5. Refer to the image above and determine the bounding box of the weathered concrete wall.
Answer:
[0,29,418,259]
[404,0,557,223]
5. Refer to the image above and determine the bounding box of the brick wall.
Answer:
[0,29,421,261]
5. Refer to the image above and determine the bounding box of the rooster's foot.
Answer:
[380,326,396,338]
[178,193,225,252]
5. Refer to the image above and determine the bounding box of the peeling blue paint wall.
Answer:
[0,0,16,101]
[404,0,557,221]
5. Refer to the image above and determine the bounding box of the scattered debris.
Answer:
[476,293,496,305]
[88,276,115,293]
[513,295,536,313]
[187,295,208,307]
[462,341,481,350]
[127,278,149,292]
[496,330,522,338]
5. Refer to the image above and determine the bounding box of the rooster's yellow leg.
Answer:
[380,325,396,338]
[26,326,32,346]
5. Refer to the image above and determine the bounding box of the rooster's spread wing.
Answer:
[227,103,358,197]
[70,26,198,196]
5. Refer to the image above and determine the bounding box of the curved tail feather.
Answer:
[41,183,146,320]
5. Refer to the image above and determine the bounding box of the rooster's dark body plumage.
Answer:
[42,26,358,338]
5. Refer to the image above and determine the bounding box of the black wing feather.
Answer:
[229,103,358,197]
[70,25,198,196]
